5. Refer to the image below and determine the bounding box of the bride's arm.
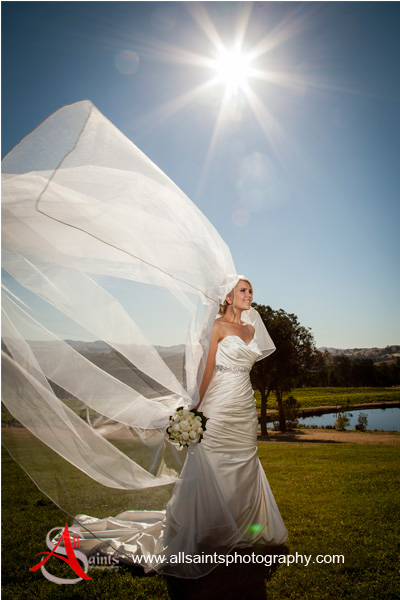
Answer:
[193,322,221,410]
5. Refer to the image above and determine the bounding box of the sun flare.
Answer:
[131,3,311,192]
[213,48,252,91]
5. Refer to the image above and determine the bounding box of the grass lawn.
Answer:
[254,386,400,410]
[2,436,400,599]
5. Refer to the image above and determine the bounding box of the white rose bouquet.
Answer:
[166,406,207,450]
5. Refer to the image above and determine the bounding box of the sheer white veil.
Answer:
[2,101,274,516]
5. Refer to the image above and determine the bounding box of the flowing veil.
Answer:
[2,101,275,534]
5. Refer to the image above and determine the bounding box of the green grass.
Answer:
[257,441,400,600]
[1,445,171,600]
[254,387,400,410]
[2,438,400,599]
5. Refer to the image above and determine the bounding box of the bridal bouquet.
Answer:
[166,406,207,450]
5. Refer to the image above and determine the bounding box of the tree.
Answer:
[251,304,318,433]
[351,358,375,387]
[329,355,353,386]
[355,412,368,431]
[303,348,330,387]
[283,394,301,431]
[334,412,351,430]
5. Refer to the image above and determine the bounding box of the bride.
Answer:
[74,277,288,578]
[2,100,287,580]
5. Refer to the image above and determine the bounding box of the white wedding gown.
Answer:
[74,333,288,578]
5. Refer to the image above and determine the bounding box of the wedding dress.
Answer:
[73,333,288,578]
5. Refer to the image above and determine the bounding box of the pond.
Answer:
[267,407,400,432]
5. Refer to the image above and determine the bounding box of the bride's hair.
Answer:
[219,278,253,317]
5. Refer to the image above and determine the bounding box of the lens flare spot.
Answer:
[248,523,263,533]
[115,50,140,75]
[232,209,249,227]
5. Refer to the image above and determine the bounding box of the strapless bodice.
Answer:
[215,334,262,371]
[199,334,262,420]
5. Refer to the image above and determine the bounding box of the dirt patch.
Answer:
[259,429,400,445]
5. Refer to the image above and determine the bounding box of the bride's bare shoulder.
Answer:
[212,318,230,338]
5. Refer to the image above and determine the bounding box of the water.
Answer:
[267,407,400,432]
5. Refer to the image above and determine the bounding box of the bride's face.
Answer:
[231,280,253,311]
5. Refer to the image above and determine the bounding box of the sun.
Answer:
[213,47,252,92]
[130,3,311,190]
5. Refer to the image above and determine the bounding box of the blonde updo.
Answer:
[218,278,253,317]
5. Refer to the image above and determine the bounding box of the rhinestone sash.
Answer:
[215,364,251,374]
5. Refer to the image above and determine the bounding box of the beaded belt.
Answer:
[215,364,251,374]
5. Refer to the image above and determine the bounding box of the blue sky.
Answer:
[2,1,399,349]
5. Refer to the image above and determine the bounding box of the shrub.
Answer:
[283,395,301,430]
[357,412,368,431]
[335,412,351,430]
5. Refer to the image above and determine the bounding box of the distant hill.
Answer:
[64,339,112,353]
[36,339,188,398]
[64,339,186,358]
[6,339,399,368]
[318,345,400,365]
